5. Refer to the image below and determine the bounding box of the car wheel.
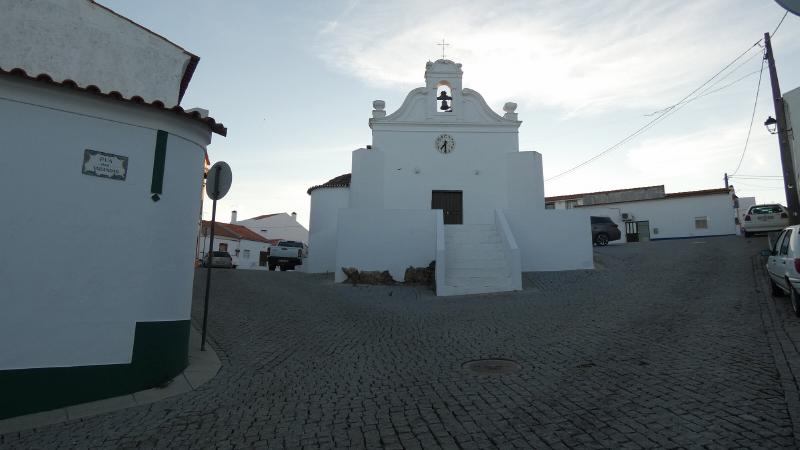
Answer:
[771,277,786,297]
[791,286,800,317]
[280,265,286,272]
[595,233,609,246]
[744,232,752,238]
[268,264,276,271]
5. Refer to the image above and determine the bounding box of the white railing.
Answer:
[434,209,446,295]
[495,209,522,291]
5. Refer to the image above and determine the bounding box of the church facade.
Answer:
[306,59,593,295]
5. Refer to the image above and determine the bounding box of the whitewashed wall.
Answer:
[0,0,193,106]
[334,209,437,282]
[198,235,271,269]
[373,129,520,224]
[577,193,736,240]
[504,209,594,271]
[306,188,350,273]
[786,87,800,190]
[236,213,309,244]
[0,76,211,370]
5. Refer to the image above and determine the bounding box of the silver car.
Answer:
[764,225,800,316]
[204,251,234,269]
[744,204,789,237]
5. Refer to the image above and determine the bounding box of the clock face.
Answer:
[435,134,455,154]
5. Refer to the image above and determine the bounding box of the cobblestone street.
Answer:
[3,236,800,449]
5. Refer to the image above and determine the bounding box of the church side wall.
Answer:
[307,188,350,273]
[507,152,545,210]
[334,209,437,282]
[350,148,385,209]
[0,77,210,418]
[504,209,594,271]
[373,129,520,224]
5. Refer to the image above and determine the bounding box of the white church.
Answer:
[306,59,593,296]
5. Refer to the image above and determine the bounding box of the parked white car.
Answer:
[744,204,789,237]
[764,225,800,316]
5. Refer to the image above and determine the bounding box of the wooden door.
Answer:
[432,191,463,225]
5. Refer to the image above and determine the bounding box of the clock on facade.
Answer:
[435,134,455,154]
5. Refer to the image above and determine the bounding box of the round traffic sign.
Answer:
[206,161,232,200]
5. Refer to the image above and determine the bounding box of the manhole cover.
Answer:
[462,359,522,375]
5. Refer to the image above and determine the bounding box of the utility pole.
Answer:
[724,173,729,189]
[764,32,800,225]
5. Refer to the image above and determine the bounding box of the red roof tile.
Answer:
[545,185,665,202]
[1,67,227,136]
[201,221,271,243]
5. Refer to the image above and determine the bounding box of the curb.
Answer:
[0,325,221,435]
[752,255,800,448]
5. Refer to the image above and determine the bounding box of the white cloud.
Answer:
[314,0,799,115]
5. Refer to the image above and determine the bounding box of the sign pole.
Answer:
[201,164,221,351]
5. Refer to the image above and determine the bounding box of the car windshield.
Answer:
[590,216,613,224]
[279,241,303,248]
[212,251,230,257]
[749,205,783,214]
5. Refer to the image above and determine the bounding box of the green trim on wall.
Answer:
[0,320,190,420]
[150,130,169,197]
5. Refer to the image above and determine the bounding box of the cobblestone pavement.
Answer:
[3,236,800,449]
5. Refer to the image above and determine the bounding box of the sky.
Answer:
[101,0,800,228]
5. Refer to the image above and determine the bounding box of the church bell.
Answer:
[437,90,452,111]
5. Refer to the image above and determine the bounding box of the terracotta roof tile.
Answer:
[201,221,271,243]
[307,173,352,195]
[1,67,227,136]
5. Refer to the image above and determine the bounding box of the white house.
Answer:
[0,0,225,419]
[198,221,276,269]
[234,211,309,244]
[306,59,593,296]
[545,185,739,241]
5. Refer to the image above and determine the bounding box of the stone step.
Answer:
[446,267,510,278]
[444,275,513,290]
[446,246,506,260]
[445,256,507,270]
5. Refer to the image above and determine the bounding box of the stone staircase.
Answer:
[441,224,516,296]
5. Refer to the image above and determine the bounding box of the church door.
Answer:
[432,190,463,225]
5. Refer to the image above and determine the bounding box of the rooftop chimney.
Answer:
[291,212,297,221]
[231,210,237,224]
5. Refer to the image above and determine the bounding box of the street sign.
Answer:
[775,0,800,16]
[205,161,232,200]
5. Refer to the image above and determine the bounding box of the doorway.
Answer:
[432,190,463,225]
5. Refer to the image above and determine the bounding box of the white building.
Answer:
[786,86,800,195]
[198,221,276,269]
[234,211,309,244]
[545,185,739,241]
[306,59,593,296]
[0,0,225,419]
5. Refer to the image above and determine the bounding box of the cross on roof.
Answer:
[436,38,450,59]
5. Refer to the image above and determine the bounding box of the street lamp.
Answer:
[765,116,778,134]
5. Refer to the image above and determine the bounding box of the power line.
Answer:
[730,55,766,176]
[545,40,763,182]
[729,174,782,179]
[773,11,789,37]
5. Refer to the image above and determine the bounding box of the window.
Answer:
[219,243,228,252]
[545,203,555,210]
[565,200,578,209]
[694,216,708,229]
[773,230,787,254]
[243,249,250,259]
[749,205,784,214]
[590,216,613,224]
[781,231,792,256]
